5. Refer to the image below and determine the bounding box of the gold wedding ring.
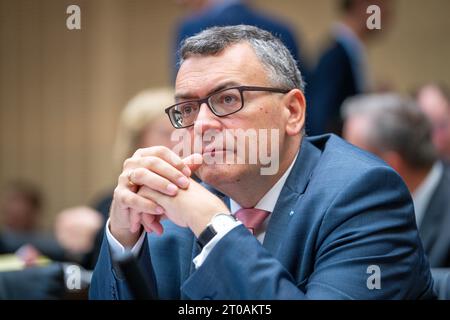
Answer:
[127,170,136,187]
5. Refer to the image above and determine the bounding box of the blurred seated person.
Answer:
[53,206,103,268]
[0,204,97,299]
[306,0,392,136]
[416,83,450,164]
[0,180,42,236]
[0,180,64,260]
[342,93,450,267]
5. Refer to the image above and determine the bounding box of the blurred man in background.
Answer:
[53,206,103,267]
[0,180,42,234]
[0,180,62,258]
[307,0,392,136]
[416,83,450,164]
[342,93,450,267]
[0,181,69,299]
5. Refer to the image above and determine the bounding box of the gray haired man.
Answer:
[342,93,450,268]
[90,26,434,300]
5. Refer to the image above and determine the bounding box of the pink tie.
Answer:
[235,208,270,235]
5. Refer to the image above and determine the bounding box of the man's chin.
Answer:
[197,164,241,186]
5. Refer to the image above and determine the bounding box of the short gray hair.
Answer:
[342,93,436,168]
[178,25,304,92]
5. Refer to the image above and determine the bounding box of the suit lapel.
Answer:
[263,138,321,255]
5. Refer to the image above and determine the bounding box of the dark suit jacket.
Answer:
[306,40,359,136]
[173,1,308,81]
[90,134,435,299]
[419,164,450,267]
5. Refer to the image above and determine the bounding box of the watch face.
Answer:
[212,214,235,233]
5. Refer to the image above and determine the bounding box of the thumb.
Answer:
[182,153,203,174]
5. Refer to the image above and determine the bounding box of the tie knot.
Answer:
[235,208,270,234]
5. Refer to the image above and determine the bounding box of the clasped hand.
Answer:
[109,146,229,246]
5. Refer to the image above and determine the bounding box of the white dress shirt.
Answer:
[106,220,146,256]
[412,161,443,227]
[106,152,299,268]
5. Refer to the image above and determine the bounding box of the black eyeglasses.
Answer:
[165,85,290,129]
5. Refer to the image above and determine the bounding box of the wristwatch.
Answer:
[196,213,237,249]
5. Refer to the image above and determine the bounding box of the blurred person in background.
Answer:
[0,180,63,259]
[0,181,70,299]
[173,0,309,81]
[1,180,42,234]
[53,206,103,267]
[416,83,450,164]
[342,93,450,267]
[307,0,392,136]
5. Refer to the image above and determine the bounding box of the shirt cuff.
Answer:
[193,220,241,269]
[105,218,146,257]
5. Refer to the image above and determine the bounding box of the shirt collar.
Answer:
[230,151,299,214]
[412,161,444,227]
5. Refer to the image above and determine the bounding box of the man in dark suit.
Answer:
[307,0,391,136]
[342,93,450,268]
[90,25,434,299]
[173,0,308,81]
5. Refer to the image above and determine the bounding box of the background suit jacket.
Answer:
[306,40,359,136]
[419,164,450,267]
[90,134,435,299]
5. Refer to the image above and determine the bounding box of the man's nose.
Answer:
[194,102,223,132]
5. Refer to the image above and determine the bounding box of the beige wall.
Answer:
[1,0,449,229]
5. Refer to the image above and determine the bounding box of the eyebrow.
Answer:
[175,81,241,101]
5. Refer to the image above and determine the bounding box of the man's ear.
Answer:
[283,89,306,136]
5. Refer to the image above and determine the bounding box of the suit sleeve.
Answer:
[89,233,158,300]
[181,166,434,299]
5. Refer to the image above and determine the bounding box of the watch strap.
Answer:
[197,225,216,249]
[196,213,237,249]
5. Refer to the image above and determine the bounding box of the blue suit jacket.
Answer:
[173,1,309,82]
[90,134,435,299]
[306,40,359,136]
